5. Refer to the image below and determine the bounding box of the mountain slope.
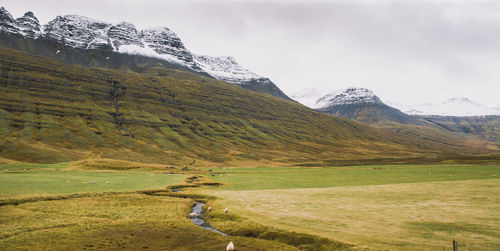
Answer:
[0,47,492,165]
[194,55,292,100]
[0,7,291,100]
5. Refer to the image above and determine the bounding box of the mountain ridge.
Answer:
[388,97,500,117]
[0,7,291,100]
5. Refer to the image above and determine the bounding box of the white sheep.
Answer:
[207,207,212,212]
[188,213,197,218]
[226,241,234,251]
[106,181,110,184]
[224,208,228,213]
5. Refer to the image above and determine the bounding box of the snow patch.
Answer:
[194,55,261,84]
[117,44,185,65]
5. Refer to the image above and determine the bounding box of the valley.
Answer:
[0,162,498,250]
[0,5,499,251]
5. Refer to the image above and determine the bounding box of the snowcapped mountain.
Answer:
[0,7,290,100]
[390,97,500,117]
[291,87,383,109]
[292,87,422,124]
[194,55,260,83]
[39,14,199,68]
[315,88,382,108]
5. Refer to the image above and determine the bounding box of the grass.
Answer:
[0,163,499,250]
[0,163,184,195]
[202,164,500,250]
[0,193,297,250]
[208,164,500,190]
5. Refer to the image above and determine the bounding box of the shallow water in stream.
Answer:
[190,202,228,236]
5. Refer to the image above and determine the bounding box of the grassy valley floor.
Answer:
[0,163,498,250]
[203,165,500,250]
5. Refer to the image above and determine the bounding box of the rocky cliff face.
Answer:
[0,6,291,100]
[15,11,41,38]
[0,7,20,34]
[140,27,200,70]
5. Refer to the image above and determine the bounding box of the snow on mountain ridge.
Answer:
[0,7,21,34]
[314,87,383,109]
[44,14,111,48]
[140,27,199,70]
[15,11,41,38]
[393,97,500,116]
[194,55,261,84]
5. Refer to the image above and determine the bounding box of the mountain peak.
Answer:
[315,87,383,109]
[194,55,261,84]
[0,6,19,34]
[22,11,37,19]
[15,11,41,38]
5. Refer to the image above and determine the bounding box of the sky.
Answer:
[3,0,500,107]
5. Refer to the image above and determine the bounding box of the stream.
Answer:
[190,202,228,236]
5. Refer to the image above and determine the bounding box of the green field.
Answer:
[0,163,184,195]
[208,164,500,190]
[1,163,499,250]
[203,164,500,250]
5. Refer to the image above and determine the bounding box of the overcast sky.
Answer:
[3,0,500,106]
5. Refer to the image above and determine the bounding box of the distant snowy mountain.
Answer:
[0,7,291,100]
[390,97,500,116]
[291,87,382,109]
[291,87,420,124]
[315,88,383,108]
[293,85,500,117]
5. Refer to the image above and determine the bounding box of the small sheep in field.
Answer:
[188,213,196,218]
[226,241,234,251]
[207,207,212,212]
[224,208,228,213]
[106,181,110,184]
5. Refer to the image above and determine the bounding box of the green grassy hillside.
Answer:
[0,47,495,165]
